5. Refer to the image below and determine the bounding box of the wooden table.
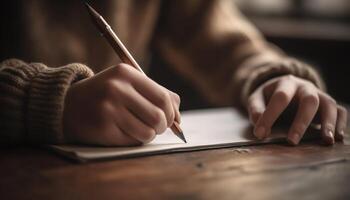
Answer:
[1,112,349,200]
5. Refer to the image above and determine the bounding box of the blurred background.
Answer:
[151,0,350,110]
[1,0,348,110]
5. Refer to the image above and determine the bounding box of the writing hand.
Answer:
[63,64,181,146]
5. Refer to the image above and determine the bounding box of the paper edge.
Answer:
[49,137,287,163]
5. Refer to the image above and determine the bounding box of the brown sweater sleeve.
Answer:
[0,59,94,144]
[155,0,325,108]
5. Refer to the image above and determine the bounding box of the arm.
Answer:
[155,0,346,145]
[0,59,93,144]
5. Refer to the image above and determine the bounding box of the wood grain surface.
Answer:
[0,111,349,200]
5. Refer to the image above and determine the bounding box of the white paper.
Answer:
[50,108,293,162]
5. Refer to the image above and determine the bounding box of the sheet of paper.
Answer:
[50,108,298,162]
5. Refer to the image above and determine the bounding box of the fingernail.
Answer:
[324,130,335,144]
[289,133,300,145]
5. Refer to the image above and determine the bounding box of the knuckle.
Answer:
[302,94,319,106]
[172,92,181,105]
[283,74,295,81]
[157,91,171,108]
[323,94,336,105]
[114,63,132,77]
[305,81,316,88]
[299,79,315,88]
[274,90,290,105]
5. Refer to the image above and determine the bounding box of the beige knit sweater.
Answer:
[0,0,325,144]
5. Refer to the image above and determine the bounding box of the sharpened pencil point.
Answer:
[171,122,187,143]
[178,132,187,143]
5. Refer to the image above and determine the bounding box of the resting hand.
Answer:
[63,63,181,146]
[247,75,347,145]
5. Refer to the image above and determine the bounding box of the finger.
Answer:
[122,65,175,127]
[110,125,143,146]
[247,88,265,126]
[169,90,181,123]
[287,86,319,145]
[255,79,297,139]
[115,85,168,134]
[106,79,167,134]
[335,105,347,141]
[138,84,174,127]
[114,106,156,144]
[319,93,338,145]
[76,101,141,146]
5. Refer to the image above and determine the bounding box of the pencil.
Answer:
[84,3,187,143]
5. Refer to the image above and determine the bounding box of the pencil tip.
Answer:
[178,132,187,143]
[171,122,187,143]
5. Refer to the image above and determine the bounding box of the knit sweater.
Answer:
[0,0,325,144]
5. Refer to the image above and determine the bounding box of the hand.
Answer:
[63,63,181,146]
[247,75,347,145]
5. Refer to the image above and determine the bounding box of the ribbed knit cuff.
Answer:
[241,57,326,105]
[0,59,38,144]
[26,63,94,144]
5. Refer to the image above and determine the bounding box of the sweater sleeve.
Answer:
[0,59,94,144]
[155,0,325,108]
